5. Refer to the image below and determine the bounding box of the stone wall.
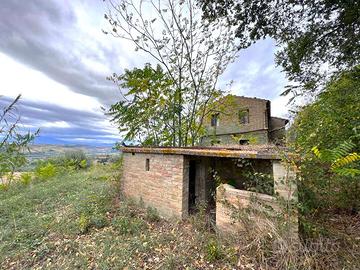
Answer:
[122,152,188,219]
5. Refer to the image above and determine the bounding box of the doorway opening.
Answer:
[188,160,197,213]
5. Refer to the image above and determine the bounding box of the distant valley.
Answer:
[26,144,120,162]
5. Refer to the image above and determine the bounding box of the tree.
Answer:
[289,67,360,216]
[289,66,360,153]
[0,95,38,187]
[104,0,238,146]
[199,0,360,97]
[107,64,175,145]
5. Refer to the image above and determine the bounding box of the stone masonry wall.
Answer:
[122,152,187,219]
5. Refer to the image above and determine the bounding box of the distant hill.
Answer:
[26,144,119,161]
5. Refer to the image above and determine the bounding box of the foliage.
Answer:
[33,150,90,181]
[20,173,32,185]
[77,193,110,234]
[289,67,360,216]
[61,150,89,170]
[110,155,123,170]
[235,159,274,195]
[78,213,91,234]
[112,216,147,235]
[312,139,360,177]
[107,64,175,145]
[0,95,38,186]
[104,0,238,146]
[145,206,160,222]
[35,162,57,180]
[206,239,224,262]
[290,66,360,152]
[199,0,360,96]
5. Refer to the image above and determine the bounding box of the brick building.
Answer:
[201,95,288,146]
[121,145,297,232]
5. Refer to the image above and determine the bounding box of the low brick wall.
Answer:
[216,160,298,235]
[122,152,187,218]
[216,184,277,232]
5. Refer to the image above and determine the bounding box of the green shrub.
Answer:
[63,150,90,170]
[35,162,57,180]
[111,155,123,170]
[0,183,9,191]
[46,150,90,172]
[205,239,224,262]
[78,213,91,234]
[20,173,32,185]
[78,212,108,234]
[112,216,147,235]
[91,214,109,229]
[146,206,160,222]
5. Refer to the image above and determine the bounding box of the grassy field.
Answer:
[1,164,359,269]
[0,165,239,269]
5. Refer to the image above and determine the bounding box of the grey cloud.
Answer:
[220,39,286,99]
[0,0,124,105]
[0,96,119,144]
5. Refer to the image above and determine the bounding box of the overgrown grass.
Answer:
[0,165,118,268]
[0,164,236,269]
[1,164,359,269]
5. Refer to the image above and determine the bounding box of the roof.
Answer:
[122,145,286,160]
[222,94,270,103]
[271,116,290,124]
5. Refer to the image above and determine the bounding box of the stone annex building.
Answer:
[121,96,297,232]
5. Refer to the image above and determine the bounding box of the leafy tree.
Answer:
[289,67,360,217]
[199,0,360,96]
[107,64,175,145]
[0,95,38,187]
[290,66,360,153]
[104,0,238,146]
[312,139,360,177]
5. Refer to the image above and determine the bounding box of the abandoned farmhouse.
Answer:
[121,96,296,232]
[201,95,288,146]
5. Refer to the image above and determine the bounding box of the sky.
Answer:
[0,0,290,146]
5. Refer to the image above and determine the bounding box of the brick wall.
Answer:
[204,96,269,135]
[216,184,277,232]
[216,161,298,235]
[122,152,188,219]
[201,130,269,146]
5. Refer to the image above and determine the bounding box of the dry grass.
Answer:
[1,165,359,269]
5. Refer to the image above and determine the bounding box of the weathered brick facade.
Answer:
[121,147,297,234]
[201,95,288,145]
[122,152,188,218]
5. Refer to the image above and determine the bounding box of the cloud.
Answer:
[0,96,119,145]
[0,1,291,144]
[219,39,290,117]
[0,0,142,105]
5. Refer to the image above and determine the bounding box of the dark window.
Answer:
[210,114,219,127]
[145,158,150,171]
[239,139,250,145]
[239,109,249,124]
